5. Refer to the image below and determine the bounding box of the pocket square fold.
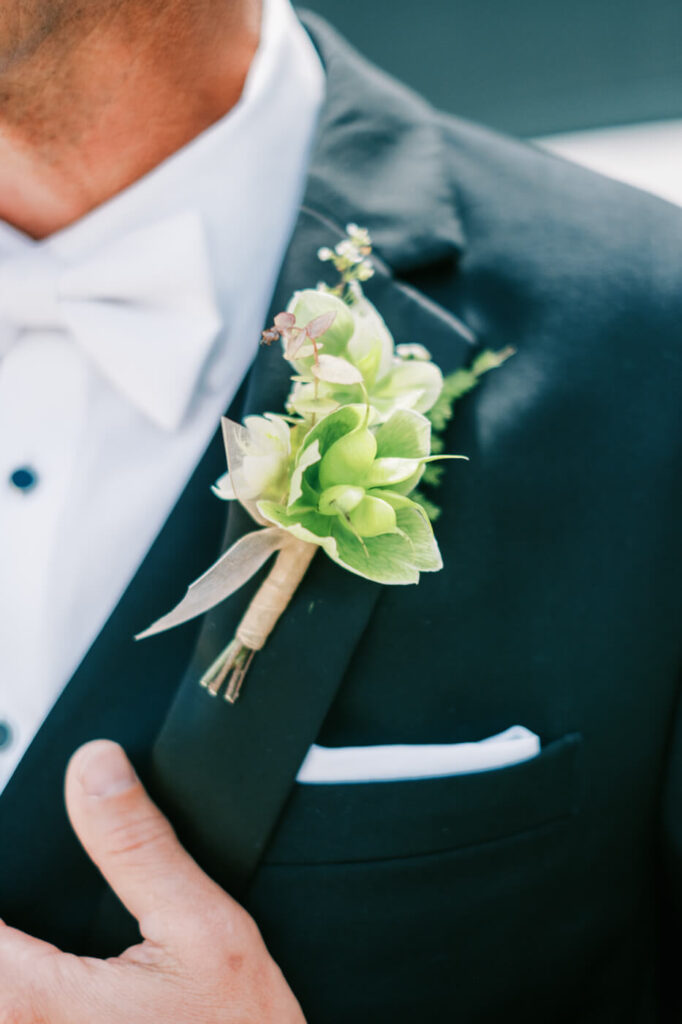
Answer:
[296,725,541,784]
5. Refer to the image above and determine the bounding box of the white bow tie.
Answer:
[0,210,223,431]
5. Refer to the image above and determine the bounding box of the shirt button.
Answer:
[9,466,39,491]
[0,721,13,750]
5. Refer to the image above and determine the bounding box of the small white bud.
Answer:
[396,343,432,361]
[336,240,361,263]
[346,223,371,248]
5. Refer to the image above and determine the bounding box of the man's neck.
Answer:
[0,0,261,239]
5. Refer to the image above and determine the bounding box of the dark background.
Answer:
[299,0,682,136]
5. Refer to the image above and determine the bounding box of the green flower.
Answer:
[257,404,458,584]
[284,288,443,423]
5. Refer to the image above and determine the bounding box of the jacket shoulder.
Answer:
[438,113,682,368]
[440,113,682,299]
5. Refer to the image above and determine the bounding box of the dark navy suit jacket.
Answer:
[2,14,681,1023]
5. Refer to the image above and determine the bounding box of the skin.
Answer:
[0,4,306,1017]
[0,741,306,1023]
[0,0,261,237]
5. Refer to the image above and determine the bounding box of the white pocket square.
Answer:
[296,725,540,784]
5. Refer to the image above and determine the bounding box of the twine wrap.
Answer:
[235,538,318,650]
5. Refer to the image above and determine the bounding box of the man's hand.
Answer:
[0,740,305,1024]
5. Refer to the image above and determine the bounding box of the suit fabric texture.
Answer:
[1,14,681,1023]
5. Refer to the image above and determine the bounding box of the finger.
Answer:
[0,919,64,1009]
[0,919,61,965]
[64,740,226,941]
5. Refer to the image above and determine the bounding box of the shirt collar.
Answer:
[0,0,325,431]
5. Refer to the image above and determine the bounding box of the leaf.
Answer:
[428,369,475,431]
[420,463,444,488]
[288,289,354,357]
[292,343,316,358]
[285,328,307,360]
[426,349,514,436]
[374,408,431,459]
[135,527,287,639]
[313,354,364,385]
[288,390,340,417]
[471,346,515,377]
[306,310,337,339]
[274,312,296,330]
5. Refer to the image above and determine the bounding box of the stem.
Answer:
[236,539,317,649]
[198,539,318,702]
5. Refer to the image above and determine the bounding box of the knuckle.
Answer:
[187,911,235,963]
[207,903,257,951]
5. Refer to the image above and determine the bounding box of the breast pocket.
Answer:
[263,732,583,865]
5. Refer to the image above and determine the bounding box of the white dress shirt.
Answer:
[0,0,325,793]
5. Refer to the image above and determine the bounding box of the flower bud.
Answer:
[348,495,397,537]
[319,428,377,489]
[318,484,365,516]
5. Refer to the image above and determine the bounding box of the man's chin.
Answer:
[0,1,77,73]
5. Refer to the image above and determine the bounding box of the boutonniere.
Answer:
[137,225,513,701]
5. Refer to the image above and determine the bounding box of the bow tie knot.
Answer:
[0,211,223,430]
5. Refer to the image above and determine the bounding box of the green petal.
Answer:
[299,403,368,457]
[374,408,431,459]
[257,499,436,585]
[347,294,395,386]
[257,501,333,541]
[330,520,420,584]
[382,464,425,496]
[288,440,321,506]
[364,456,423,488]
[372,360,443,415]
[366,489,416,510]
[395,506,443,571]
[348,495,398,537]
[313,354,364,385]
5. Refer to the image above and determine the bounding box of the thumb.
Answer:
[65,740,218,941]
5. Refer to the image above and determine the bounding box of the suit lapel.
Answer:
[149,203,477,895]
